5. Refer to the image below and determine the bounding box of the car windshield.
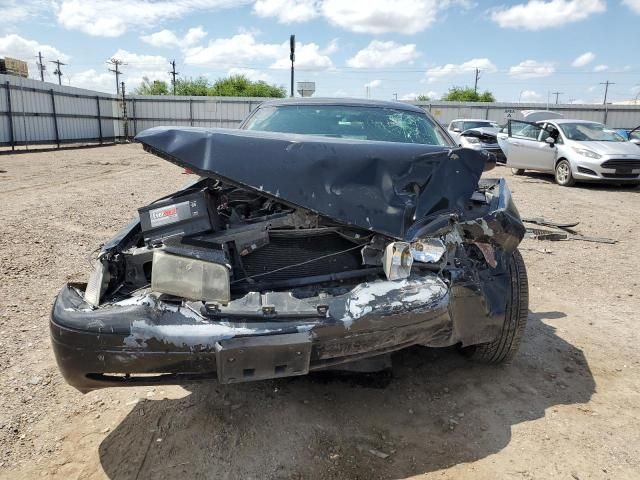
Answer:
[559,122,626,142]
[243,105,452,146]
[463,121,496,130]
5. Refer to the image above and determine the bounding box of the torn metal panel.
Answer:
[135,127,488,240]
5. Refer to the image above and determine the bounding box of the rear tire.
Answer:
[511,168,525,175]
[461,249,529,364]
[555,159,575,186]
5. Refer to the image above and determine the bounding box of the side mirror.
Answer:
[545,137,555,147]
[452,128,461,133]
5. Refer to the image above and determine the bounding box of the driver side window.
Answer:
[511,121,542,140]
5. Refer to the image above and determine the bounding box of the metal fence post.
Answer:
[49,89,60,148]
[189,98,193,126]
[121,82,128,141]
[95,96,103,144]
[4,82,15,151]
[131,98,137,136]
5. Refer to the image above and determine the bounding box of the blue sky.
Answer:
[1,0,639,103]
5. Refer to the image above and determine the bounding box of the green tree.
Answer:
[175,76,210,96]
[442,86,495,102]
[209,75,286,97]
[416,94,431,101]
[133,77,169,95]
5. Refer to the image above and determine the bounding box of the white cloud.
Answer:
[1,0,49,24]
[96,49,171,92]
[593,64,608,72]
[571,51,595,67]
[69,69,116,93]
[346,40,420,68]
[252,0,474,33]
[426,58,497,81]
[185,33,334,71]
[184,33,281,66]
[568,98,585,104]
[227,67,273,82]
[491,0,605,31]
[623,0,640,13]
[520,90,543,102]
[365,79,382,89]
[271,41,334,70]
[0,34,69,80]
[53,0,244,37]
[321,0,467,34]
[509,60,555,79]
[253,0,320,23]
[141,26,207,49]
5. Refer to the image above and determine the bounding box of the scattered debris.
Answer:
[367,448,390,459]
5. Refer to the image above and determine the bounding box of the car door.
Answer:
[448,121,462,144]
[504,120,557,170]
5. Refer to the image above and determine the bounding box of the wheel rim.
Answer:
[556,163,570,184]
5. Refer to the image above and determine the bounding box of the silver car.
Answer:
[497,119,640,186]
[447,119,504,162]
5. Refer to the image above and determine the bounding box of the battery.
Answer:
[138,188,219,244]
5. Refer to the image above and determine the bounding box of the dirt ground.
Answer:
[1,144,639,480]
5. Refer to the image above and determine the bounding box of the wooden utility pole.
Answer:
[168,60,179,95]
[50,59,66,85]
[107,58,126,95]
[36,52,45,81]
[600,80,615,105]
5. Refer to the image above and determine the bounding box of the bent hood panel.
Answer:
[135,127,488,240]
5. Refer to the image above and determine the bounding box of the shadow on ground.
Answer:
[511,170,640,192]
[98,311,594,479]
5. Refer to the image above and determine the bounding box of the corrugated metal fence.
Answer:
[2,73,640,150]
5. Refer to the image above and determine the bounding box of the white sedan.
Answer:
[447,119,504,162]
[497,119,640,187]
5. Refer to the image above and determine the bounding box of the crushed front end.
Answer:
[50,128,525,392]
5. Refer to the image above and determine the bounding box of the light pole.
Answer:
[290,35,295,97]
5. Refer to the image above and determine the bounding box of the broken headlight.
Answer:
[84,259,110,307]
[151,250,230,303]
[411,239,446,263]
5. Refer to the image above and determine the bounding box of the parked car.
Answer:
[615,126,640,146]
[50,98,528,392]
[447,119,505,163]
[497,117,640,186]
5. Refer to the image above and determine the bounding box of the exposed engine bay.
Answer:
[51,125,527,392]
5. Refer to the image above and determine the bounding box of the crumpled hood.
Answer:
[461,127,499,137]
[135,127,490,240]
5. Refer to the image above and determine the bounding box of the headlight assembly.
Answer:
[151,250,230,303]
[571,147,601,159]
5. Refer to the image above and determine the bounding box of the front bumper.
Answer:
[51,276,455,392]
[51,267,509,392]
[572,156,640,182]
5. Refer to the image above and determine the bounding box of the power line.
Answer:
[168,59,179,95]
[50,59,66,85]
[599,80,615,104]
[35,52,45,82]
[107,58,126,95]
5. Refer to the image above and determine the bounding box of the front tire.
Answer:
[461,249,529,364]
[555,159,575,186]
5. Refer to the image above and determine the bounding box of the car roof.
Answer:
[545,119,602,125]
[449,118,496,123]
[257,97,427,114]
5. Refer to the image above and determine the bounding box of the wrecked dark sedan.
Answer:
[50,98,529,392]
